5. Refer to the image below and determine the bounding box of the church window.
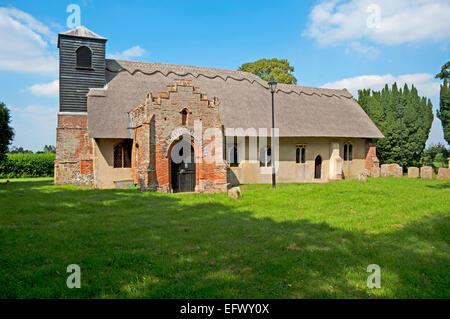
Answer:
[296,145,306,164]
[114,140,132,168]
[181,109,188,126]
[344,143,353,161]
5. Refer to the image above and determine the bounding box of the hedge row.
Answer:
[0,153,55,178]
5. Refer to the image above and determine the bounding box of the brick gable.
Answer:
[129,79,227,193]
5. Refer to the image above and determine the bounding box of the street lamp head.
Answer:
[398,105,404,117]
[268,76,277,93]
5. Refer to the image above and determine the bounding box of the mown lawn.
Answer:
[0,177,449,298]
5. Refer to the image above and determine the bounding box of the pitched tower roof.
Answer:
[59,26,106,39]
[58,26,107,48]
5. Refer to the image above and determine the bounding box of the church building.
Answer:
[55,26,383,193]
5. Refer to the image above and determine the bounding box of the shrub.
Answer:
[0,153,55,178]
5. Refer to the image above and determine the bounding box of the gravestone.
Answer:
[228,186,242,199]
[371,166,380,178]
[437,168,450,180]
[408,167,419,178]
[358,168,369,182]
[381,164,390,177]
[360,168,370,177]
[358,174,368,182]
[393,166,403,178]
[420,166,433,180]
[389,163,401,176]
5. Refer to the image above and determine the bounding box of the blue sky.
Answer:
[0,0,448,151]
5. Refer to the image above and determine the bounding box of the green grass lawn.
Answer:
[0,177,449,298]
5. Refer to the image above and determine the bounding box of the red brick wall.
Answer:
[54,114,94,185]
[365,141,379,171]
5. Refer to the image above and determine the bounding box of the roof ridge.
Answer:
[106,58,257,78]
[278,82,347,92]
[105,59,352,99]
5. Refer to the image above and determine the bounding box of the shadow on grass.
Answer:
[425,182,450,190]
[0,180,448,298]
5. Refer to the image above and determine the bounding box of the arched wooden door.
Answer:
[314,155,322,179]
[170,140,196,193]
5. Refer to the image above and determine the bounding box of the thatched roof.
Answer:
[87,59,383,139]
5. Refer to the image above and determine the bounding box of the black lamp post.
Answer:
[398,105,404,171]
[268,76,277,188]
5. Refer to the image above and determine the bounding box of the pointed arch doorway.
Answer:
[314,155,322,179]
[170,138,196,193]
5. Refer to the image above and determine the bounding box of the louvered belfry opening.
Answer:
[113,140,132,168]
[76,46,92,68]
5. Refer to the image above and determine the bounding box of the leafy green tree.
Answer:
[434,152,445,166]
[0,102,14,162]
[435,62,450,144]
[9,146,33,154]
[358,83,434,167]
[422,143,449,166]
[238,58,297,84]
[435,61,450,80]
[43,145,56,153]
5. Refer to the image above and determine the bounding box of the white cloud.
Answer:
[9,105,58,151]
[0,7,58,74]
[28,79,59,97]
[1,7,55,41]
[322,73,441,99]
[322,73,446,145]
[108,45,146,60]
[304,0,450,45]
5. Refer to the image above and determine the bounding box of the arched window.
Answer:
[76,46,92,69]
[181,109,188,126]
[296,145,306,164]
[114,140,132,168]
[344,143,353,162]
[315,155,322,179]
[260,147,272,167]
